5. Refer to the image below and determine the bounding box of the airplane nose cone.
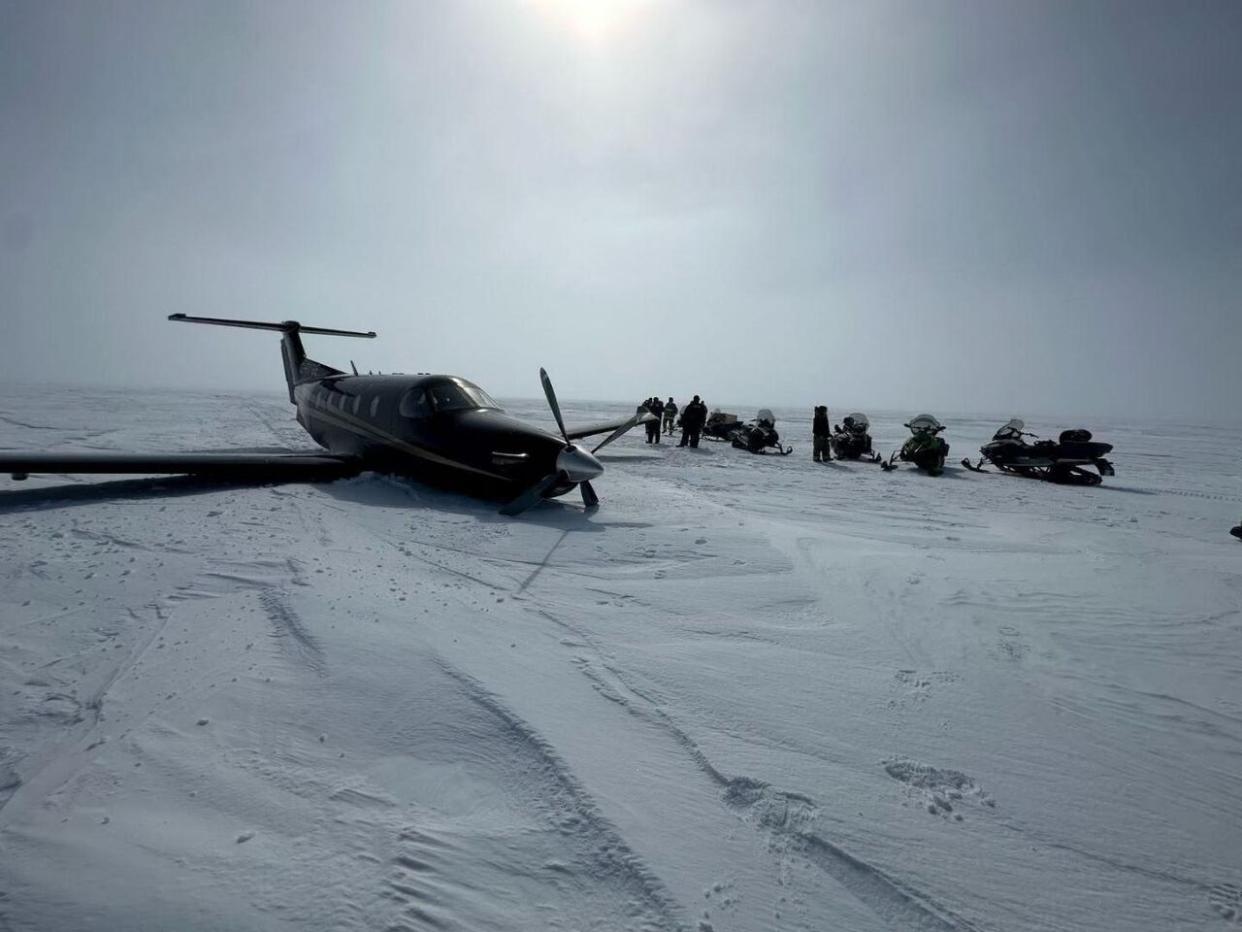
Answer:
[556,445,603,483]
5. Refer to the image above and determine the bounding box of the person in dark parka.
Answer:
[647,397,664,443]
[812,405,832,462]
[679,395,708,448]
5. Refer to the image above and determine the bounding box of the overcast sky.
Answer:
[2,0,1240,419]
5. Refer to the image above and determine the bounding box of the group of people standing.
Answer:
[639,396,709,448]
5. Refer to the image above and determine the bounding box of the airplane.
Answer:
[0,314,655,516]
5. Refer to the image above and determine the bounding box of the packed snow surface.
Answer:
[1,386,1240,931]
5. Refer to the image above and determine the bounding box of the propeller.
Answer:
[499,471,563,517]
[580,480,599,510]
[591,408,654,455]
[500,368,604,516]
[540,367,603,510]
[540,368,569,443]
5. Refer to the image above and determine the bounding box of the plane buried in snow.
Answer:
[0,315,654,516]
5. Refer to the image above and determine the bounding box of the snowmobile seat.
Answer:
[1059,429,1093,443]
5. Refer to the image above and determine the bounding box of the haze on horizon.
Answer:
[2,0,1240,421]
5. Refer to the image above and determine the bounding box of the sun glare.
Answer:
[527,0,655,45]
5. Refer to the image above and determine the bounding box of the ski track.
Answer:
[423,657,688,932]
[258,588,327,677]
[0,597,176,827]
[570,656,977,932]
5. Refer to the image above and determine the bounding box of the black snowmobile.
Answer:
[1232,523,1242,541]
[830,413,881,462]
[730,409,793,455]
[703,409,792,455]
[962,419,1115,485]
[880,414,949,475]
[702,410,744,442]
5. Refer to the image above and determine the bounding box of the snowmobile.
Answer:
[702,409,792,455]
[961,419,1115,485]
[1232,523,1242,541]
[880,414,949,475]
[830,413,881,462]
[702,410,744,442]
[730,409,793,455]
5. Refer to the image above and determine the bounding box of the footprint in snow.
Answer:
[1210,883,1242,923]
[883,758,994,819]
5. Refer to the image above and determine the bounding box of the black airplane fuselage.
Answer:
[294,372,579,497]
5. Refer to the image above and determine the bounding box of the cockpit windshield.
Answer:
[426,379,501,413]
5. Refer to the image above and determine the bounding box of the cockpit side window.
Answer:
[399,388,433,419]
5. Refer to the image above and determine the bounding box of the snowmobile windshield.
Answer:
[756,408,775,427]
[993,418,1025,440]
[846,413,869,432]
[906,414,943,435]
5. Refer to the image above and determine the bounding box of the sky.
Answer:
[2,0,1240,420]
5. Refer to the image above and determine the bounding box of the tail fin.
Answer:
[169,314,376,403]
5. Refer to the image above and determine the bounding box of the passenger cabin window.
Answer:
[399,388,433,419]
[370,397,380,418]
[351,396,360,414]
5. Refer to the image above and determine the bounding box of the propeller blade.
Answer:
[591,411,647,454]
[580,480,599,510]
[499,472,562,517]
[539,368,569,443]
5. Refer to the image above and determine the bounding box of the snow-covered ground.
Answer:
[1,385,1240,932]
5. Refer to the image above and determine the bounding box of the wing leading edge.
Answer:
[1,452,361,482]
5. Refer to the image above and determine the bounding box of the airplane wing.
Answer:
[1,451,362,482]
[565,410,657,442]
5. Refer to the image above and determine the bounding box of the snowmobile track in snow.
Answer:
[258,589,327,677]
[430,656,688,930]
[573,658,980,931]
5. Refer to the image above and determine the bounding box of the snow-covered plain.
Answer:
[1,385,1240,932]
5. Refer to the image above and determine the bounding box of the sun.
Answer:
[527,0,655,45]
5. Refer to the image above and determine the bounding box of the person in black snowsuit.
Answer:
[645,397,663,443]
[679,395,707,448]
[812,406,831,463]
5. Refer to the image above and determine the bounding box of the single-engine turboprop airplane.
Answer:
[1,315,654,516]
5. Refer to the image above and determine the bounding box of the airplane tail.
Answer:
[168,314,376,403]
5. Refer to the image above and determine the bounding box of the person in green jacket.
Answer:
[663,397,678,436]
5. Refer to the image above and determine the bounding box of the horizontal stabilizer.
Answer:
[3,451,361,482]
[168,314,376,338]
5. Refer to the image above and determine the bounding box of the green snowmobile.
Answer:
[880,414,950,476]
